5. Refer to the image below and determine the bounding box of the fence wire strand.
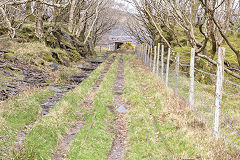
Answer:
[135,45,240,152]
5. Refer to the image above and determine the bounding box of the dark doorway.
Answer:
[115,42,123,50]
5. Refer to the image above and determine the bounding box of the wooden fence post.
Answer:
[175,53,180,91]
[142,44,144,62]
[189,48,195,108]
[161,45,164,79]
[148,45,150,67]
[135,45,137,55]
[136,45,138,56]
[144,44,147,65]
[214,47,225,139]
[147,45,150,67]
[139,45,141,57]
[165,48,171,86]
[149,46,152,69]
[142,44,145,61]
[156,43,160,75]
[153,46,157,73]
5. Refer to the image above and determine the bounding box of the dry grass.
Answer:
[6,42,66,61]
[124,54,239,159]
[95,46,110,53]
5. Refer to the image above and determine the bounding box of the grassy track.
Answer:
[10,55,115,159]
[2,52,238,159]
[123,54,239,159]
[123,54,174,159]
[67,55,119,159]
[0,89,54,158]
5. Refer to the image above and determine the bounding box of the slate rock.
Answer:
[50,62,62,71]
[116,104,127,113]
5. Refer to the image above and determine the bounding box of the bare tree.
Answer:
[91,7,117,47]
[125,0,240,78]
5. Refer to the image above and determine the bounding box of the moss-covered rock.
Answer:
[26,14,35,22]
[17,26,38,42]
[66,49,81,62]
[45,28,91,58]
[42,52,55,62]
[1,24,91,72]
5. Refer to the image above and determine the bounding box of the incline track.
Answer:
[52,56,116,160]
[11,56,110,151]
[107,55,127,160]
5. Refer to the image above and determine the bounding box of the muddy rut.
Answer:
[53,56,116,160]
[107,55,127,160]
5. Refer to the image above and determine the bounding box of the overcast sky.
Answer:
[114,0,135,12]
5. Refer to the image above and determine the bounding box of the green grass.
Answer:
[123,54,239,159]
[67,55,119,159]
[173,27,240,67]
[2,50,238,159]
[10,55,115,159]
[123,54,176,159]
[171,27,240,86]
[56,64,82,85]
[0,89,54,157]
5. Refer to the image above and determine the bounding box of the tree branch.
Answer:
[197,54,240,79]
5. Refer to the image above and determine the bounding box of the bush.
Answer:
[120,42,134,50]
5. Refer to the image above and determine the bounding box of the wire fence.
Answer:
[135,44,240,152]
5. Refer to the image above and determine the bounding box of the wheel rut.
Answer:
[107,55,127,160]
[53,56,116,160]
[11,55,110,152]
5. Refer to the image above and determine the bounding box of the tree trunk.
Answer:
[84,1,100,44]
[207,0,217,58]
[35,2,44,41]
[25,2,32,15]
[237,52,240,68]
[74,17,83,37]
[0,7,15,38]
[79,21,86,42]
[239,0,240,16]
[52,6,58,26]
[75,9,87,38]
[68,0,76,33]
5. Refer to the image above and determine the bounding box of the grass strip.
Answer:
[10,55,115,159]
[123,54,173,159]
[124,54,239,159]
[67,55,119,160]
[0,89,54,157]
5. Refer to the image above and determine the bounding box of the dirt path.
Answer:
[107,55,127,160]
[53,56,116,160]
